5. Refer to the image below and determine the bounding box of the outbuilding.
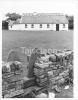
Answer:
[9,13,68,31]
[2,21,8,30]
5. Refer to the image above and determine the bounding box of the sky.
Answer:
[0,0,78,20]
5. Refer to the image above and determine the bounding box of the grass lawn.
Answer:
[2,30,73,61]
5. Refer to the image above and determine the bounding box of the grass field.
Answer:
[2,30,73,61]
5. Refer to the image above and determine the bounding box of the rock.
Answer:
[28,48,41,78]
[64,85,69,89]
[49,54,56,62]
[22,77,35,89]
[36,93,48,98]
[48,92,55,98]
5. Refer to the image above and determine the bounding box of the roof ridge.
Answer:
[22,13,64,17]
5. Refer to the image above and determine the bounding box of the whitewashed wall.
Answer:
[9,23,68,31]
[59,24,68,31]
[51,24,56,31]
[9,24,56,31]
[9,24,25,30]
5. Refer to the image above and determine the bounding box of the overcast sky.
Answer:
[0,0,77,20]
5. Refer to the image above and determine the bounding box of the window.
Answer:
[31,24,34,28]
[63,24,65,28]
[25,24,27,28]
[47,24,49,28]
[11,26,12,28]
[40,24,42,28]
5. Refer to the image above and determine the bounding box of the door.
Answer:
[56,24,59,31]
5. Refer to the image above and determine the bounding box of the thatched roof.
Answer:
[20,13,68,24]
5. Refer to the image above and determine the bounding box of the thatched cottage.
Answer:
[9,13,68,31]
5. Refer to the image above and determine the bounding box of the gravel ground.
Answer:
[55,85,73,98]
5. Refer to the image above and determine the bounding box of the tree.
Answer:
[66,15,74,29]
[6,13,21,21]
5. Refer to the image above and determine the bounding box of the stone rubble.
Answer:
[2,48,73,98]
[33,49,73,91]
